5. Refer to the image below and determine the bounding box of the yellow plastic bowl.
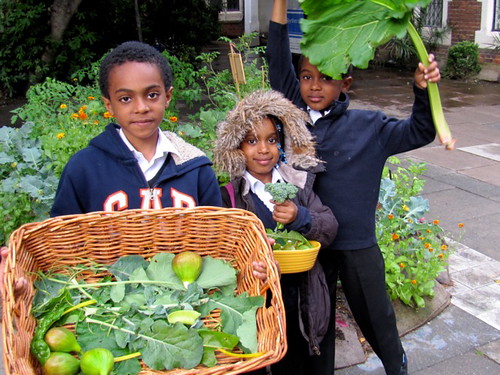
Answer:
[273,240,321,274]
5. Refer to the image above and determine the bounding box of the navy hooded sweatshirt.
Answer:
[266,21,436,251]
[51,123,222,216]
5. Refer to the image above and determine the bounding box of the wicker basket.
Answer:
[272,241,321,274]
[1,207,287,375]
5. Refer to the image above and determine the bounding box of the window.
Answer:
[219,0,243,22]
[423,0,443,28]
[494,0,500,31]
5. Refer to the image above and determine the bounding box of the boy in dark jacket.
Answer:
[266,1,442,374]
[51,41,221,216]
[213,89,338,375]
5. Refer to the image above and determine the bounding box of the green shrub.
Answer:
[444,41,482,79]
[377,157,463,308]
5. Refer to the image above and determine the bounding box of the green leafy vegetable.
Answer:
[31,253,263,373]
[299,0,455,149]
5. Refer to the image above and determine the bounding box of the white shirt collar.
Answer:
[118,128,179,180]
[308,106,331,125]
[244,168,283,212]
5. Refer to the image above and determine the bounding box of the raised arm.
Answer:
[271,0,288,24]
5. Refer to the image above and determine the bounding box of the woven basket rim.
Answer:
[2,206,288,375]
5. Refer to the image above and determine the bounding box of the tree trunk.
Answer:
[41,0,83,66]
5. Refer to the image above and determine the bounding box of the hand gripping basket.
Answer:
[1,207,287,375]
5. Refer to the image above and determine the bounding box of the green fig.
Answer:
[80,348,115,375]
[44,327,81,353]
[167,309,201,326]
[172,251,203,288]
[42,352,80,375]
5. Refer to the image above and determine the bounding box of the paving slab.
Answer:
[335,306,500,375]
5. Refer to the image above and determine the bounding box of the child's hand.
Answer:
[271,200,298,226]
[0,247,29,298]
[415,53,441,89]
[252,261,268,281]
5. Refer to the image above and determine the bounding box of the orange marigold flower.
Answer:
[402,204,409,211]
[80,105,88,111]
[407,219,413,223]
[59,104,67,109]
[399,263,405,268]
[169,116,178,122]
[71,113,79,119]
[411,280,417,285]
[426,229,431,233]
[93,120,99,125]
[441,244,448,251]
[429,248,434,252]
[433,220,440,225]
[79,112,88,120]
[103,112,112,119]
[458,223,464,228]
[87,96,95,100]
[424,242,431,248]
[391,233,399,240]
[438,253,444,259]
[56,132,65,139]
[387,214,394,220]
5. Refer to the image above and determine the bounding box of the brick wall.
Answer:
[447,0,482,44]
[221,22,244,38]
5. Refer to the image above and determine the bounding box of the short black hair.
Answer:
[99,41,173,99]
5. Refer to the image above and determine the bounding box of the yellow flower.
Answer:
[87,96,95,100]
[441,244,448,251]
[93,120,99,125]
[169,116,178,122]
[56,132,65,139]
[424,242,431,248]
[438,253,444,259]
[433,220,440,225]
[458,223,464,228]
[59,104,67,109]
[402,204,409,211]
[103,112,112,119]
[411,280,417,285]
[79,105,88,111]
[407,218,413,223]
[399,263,405,268]
[71,113,79,119]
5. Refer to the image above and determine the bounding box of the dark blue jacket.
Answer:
[266,21,436,250]
[51,123,222,216]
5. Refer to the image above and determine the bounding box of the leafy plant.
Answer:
[263,182,313,250]
[298,0,454,149]
[376,157,463,308]
[31,253,264,373]
[443,41,482,80]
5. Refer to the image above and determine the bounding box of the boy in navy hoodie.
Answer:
[266,1,442,374]
[50,41,221,216]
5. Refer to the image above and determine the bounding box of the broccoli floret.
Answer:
[264,182,298,204]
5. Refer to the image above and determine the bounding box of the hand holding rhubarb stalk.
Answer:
[299,0,456,150]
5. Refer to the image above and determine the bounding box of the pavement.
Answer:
[334,67,500,374]
[1,65,499,374]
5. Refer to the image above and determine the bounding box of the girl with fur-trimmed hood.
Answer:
[213,90,338,375]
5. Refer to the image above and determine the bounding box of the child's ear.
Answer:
[102,96,113,115]
[165,86,174,108]
[342,76,353,93]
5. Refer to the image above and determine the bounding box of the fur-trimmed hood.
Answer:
[213,90,320,178]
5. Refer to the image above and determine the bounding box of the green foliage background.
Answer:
[0,0,221,99]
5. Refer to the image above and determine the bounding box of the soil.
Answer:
[0,97,26,128]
